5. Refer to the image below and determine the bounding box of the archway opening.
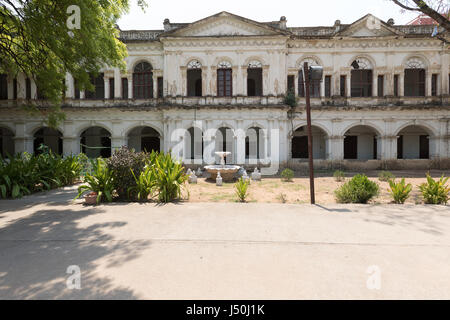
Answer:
[80,127,111,158]
[246,127,264,161]
[0,127,15,157]
[34,127,63,155]
[128,126,160,153]
[397,126,430,159]
[292,126,327,159]
[344,126,379,160]
[185,127,203,161]
[215,127,234,164]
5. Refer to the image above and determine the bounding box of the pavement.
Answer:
[0,185,449,299]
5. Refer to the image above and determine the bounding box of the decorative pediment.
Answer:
[162,12,288,38]
[337,14,404,38]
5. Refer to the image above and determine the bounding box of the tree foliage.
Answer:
[390,0,450,32]
[0,0,147,126]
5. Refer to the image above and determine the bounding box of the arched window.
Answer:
[133,62,153,99]
[187,60,202,97]
[351,57,373,97]
[217,61,232,97]
[404,57,426,97]
[298,58,321,98]
[247,60,263,96]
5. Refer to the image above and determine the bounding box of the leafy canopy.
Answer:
[0,0,147,126]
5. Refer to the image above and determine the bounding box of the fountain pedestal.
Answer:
[204,152,241,182]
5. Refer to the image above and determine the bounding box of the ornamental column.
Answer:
[426,71,432,97]
[180,66,187,97]
[236,120,245,165]
[128,74,133,99]
[328,136,344,161]
[104,76,110,99]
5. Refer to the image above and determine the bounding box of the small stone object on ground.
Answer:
[188,172,197,184]
[251,167,262,181]
[186,168,193,176]
[216,171,223,186]
[196,168,203,177]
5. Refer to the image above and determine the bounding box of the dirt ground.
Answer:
[186,170,450,205]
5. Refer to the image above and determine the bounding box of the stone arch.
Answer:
[348,55,376,70]
[395,124,434,160]
[127,126,161,153]
[80,126,112,158]
[214,57,234,68]
[296,55,323,69]
[290,122,331,138]
[184,126,204,162]
[76,123,113,137]
[185,57,205,68]
[394,121,437,137]
[243,56,266,68]
[291,125,328,160]
[402,55,429,69]
[0,126,15,157]
[215,126,235,164]
[342,124,382,160]
[340,122,383,137]
[128,58,155,74]
[245,125,265,161]
[33,127,63,155]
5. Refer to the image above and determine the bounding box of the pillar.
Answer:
[128,75,133,99]
[328,136,344,160]
[104,77,110,99]
[236,121,245,165]
[372,71,378,97]
[114,68,122,99]
[346,74,351,98]
[426,71,432,97]
[399,73,405,97]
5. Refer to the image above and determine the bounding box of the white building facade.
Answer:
[0,12,449,171]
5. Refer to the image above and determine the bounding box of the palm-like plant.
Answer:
[151,153,187,203]
[388,178,412,204]
[75,158,115,204]
[127,165,154,201]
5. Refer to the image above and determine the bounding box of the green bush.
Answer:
[151,152,187,203]
[335,174,379,204]
[419,174,450,205]
[107,146,152,199]
[235,178,250,203]
[388,178,412,204]
[76,158,115,204]
[0,152,85,199]
[284,89,297,108]
[333,170,345,182]
[378,171,395,182]
[281,168,294,182]
[127,165,154,201]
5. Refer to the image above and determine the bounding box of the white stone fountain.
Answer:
[204,151,241,182]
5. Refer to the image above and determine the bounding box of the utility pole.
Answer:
[303,62,322,204]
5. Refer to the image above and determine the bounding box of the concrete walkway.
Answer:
[0,186,449,299]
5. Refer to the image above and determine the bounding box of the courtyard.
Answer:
[0,177,450,299]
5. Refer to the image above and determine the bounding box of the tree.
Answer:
[390,0,450,32]
[0,0,147,127]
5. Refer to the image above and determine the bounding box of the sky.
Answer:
[118,0,421,30]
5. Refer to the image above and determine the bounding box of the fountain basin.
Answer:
[204,165,241,182]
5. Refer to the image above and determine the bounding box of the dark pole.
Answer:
[304,62,316,205]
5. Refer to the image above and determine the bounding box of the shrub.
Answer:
[388,178,412,204]
[151,152,187,203]
[0,152,85,199]
[284,89,297,108]
[335,174,379,204]
[419,174,450,205]
[278,193,287,204]
[281,168,294,182]
[76,158,115,204]
[379,171,395,182]
[235,177,250,203]
[107,146,151,199]
[333,170,345,182]
[127,165,154,201]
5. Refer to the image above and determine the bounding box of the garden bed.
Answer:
[187,170,450,205]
